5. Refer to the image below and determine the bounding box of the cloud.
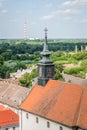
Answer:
[1,9,8,13]
[41,9,80,20]
[63,9,80,14]
[41,14,54,20]
[61,0,78,7]
[80,19,87,23]
[61,0,87,7]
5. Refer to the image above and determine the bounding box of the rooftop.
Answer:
[20,79,87,129]
[0,105,19,126]
[0,79,30,108]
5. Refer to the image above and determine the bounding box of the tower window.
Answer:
[60,126,63,130]
[47,121,50,128]
[5,128,8,130]
[36,117,39,123]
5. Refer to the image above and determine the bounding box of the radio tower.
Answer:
[24,21,27,40]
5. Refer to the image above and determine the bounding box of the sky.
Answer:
[0,0,87,39]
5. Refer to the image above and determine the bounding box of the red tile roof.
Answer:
[77,87,87,129]
[0,105,19,126]
[20,80,87,129]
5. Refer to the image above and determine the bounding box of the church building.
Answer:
[19,28,87,130]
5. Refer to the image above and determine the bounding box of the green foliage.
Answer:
[19,68,37,88]
[0,55,4,66]
[0,65,10,78]
[19,73,32,87]
[64,66,86,78]
[54,63,64,81]
[72,51,87,60]
[81,59,87,67]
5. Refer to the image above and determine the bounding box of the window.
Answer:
[60,126,63,130]
[13,127,15,130]
[26,113,28,119]
[5,128,8,130]
[36,117,39,123]
[47,121,50,128]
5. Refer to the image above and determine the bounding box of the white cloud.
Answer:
[51,9,80,15]
[63,9,80,14]
[80,19,87,23]
[61,0,87,7]
[41,8,80,20]
[61,0,78,7]
[41,14,54,20]
[1,9,8,13]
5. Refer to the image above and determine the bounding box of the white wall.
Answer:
[1,124,19,130]
[19,110,72,130]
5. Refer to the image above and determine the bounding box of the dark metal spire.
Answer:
[41,27,50,55]
[43,27,48,51]
[40,28,51,63]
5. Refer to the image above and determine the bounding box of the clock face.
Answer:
[47,67,52,77]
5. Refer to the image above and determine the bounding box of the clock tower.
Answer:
[38,28,54,86]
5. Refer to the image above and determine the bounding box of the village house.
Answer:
[0,78,30,113]
[0,105,19,130]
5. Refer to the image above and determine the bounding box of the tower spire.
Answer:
[43,27,48,51]
[38,28,54,86]
[41,27,50,60]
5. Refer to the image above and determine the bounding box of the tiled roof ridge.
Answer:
[76,86,85,126]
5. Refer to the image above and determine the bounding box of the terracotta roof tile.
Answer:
[20,80,86,128]
[0,105,19,126]
[77,87,87,129]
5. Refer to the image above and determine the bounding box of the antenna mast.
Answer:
[24,21,27,40]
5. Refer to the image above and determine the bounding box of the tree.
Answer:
[0,55,4,66]
[0,65,10,78]
[19,68,37,88]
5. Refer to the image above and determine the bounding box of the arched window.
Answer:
[60,126,63,130]
[26,113,28,119]
[47,121,50,128]
[36,117,39,123]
